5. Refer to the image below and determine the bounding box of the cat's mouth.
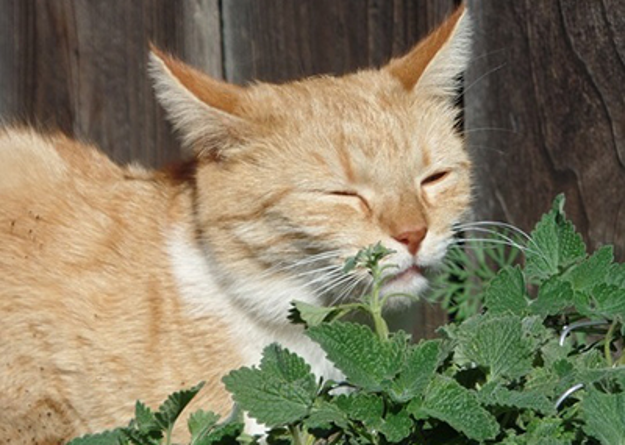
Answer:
[388,265,422,284]
[378,263,429,302]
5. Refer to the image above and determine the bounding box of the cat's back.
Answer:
[0,127,124,194]
[0,126,175,294]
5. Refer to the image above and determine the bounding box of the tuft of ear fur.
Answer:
[148,45,247,158]
[386,4,471,98]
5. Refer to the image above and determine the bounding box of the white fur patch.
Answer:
[165,225,342,379]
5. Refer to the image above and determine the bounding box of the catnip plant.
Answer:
[70,195,625,444]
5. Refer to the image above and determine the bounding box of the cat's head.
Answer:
[151,6,472,321]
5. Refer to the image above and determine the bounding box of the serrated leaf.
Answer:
[389,340,440,402]
[530,277,574,317]
[525,366,560,396]
[289,300,341,327]
[525,195,585,283]
[484,265,528,315]
[524,417,573,444]
[478,382,555,415]
[307,322,405,391]
[67,430,126,445]
[193,421,244,445]
[410,375,499,441]
[455,314,535,380]
[305,400,349,430]
[335,393,384,428]
[120,428,161,445]
[188,409,220,443]
[564,246,613,292]
[581,388,625,444]
[154,382,204,431]
[585,284,625,320]
[606,263,625,288]
[222,344,317,427]
[379,409,412,443]
[134,401,160,437]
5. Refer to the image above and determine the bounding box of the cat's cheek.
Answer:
[417,233,453,267]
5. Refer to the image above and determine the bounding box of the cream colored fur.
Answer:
[0,7,471,443]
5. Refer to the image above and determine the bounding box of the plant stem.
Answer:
[165,426,173,445]
[604,320,618,366]
[289,425,304,445]
[369,266,389,340]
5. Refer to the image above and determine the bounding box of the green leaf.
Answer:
[478,382,555,415]
[455,314,535,380]
[379,408,413,443]
[524,417,574,444]
[134,401,160,436]
[222,344,317,427]
[606,262,625,288]
[389,340,440,402]
[525,195,586,283]
[154,382,204,431]
[563,245,613,292]
[484,265,528,315]
[193,422,244,445]
[305,400,349,430]
[581,388,625,444]
[530,277,574,317]
[343,242,395,274]
[188,409,220,444]
[584,284,625,320]
[119,428,160,445]
[288,300,342,327]
[410,375,499,441]
[67,430,126,445]
[306,322,405,391]
[335,393,384,428]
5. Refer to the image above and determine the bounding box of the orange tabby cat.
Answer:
[0,6,471,443]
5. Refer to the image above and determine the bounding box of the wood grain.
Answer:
[465,0,625,260]
[0,0,222,167]
[221,0,459,83]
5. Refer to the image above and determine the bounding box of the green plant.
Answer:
[68,382,246,445]
[428,223,524,322]
[71,195,625,444]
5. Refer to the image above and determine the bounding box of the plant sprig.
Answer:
[70,195,625,445]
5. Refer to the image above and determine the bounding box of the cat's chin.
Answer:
[379,265,429,309]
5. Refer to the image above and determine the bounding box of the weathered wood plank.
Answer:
[222,0,459,84]
[0,0,222,166]
[465,0,625,259]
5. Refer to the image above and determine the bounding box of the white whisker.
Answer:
[462,62,507,95]
[257,250,342,279]
[292,264,343,279]
[304,269,345,287]
[315,274,357,300]
[454,227,531,254]
[329,274,367,306]
[454,221,548,262]
[455,221,532,241]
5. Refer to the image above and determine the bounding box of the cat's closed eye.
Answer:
[329,190,371,211]
[421,170,450,187]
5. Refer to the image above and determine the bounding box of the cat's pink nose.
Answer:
[393,227,428,255]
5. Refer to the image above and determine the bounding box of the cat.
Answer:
[0,5,471,444]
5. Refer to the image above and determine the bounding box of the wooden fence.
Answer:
[1,0,623,337]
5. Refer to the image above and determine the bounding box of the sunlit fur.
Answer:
[0,6,471,443]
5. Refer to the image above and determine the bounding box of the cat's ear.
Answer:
[386,5,471,99]
[149,45,248,159]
